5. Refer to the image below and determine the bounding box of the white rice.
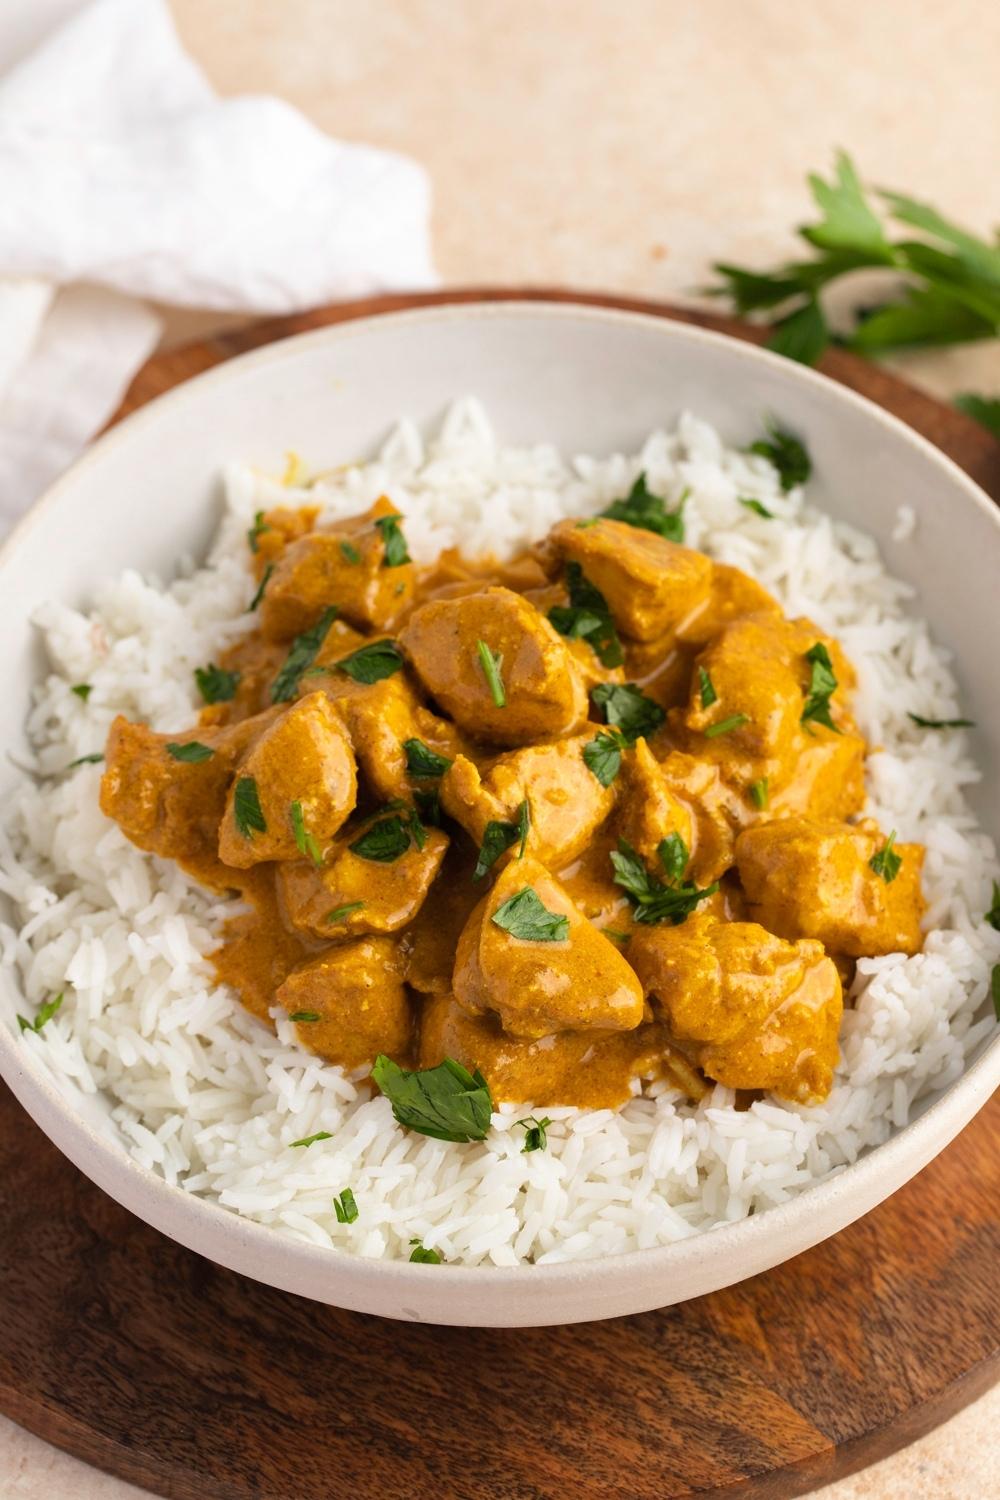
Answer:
[2,400,997,1267]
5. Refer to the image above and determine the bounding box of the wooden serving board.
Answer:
[1,290,997,1500]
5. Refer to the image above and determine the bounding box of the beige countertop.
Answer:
[4,1,998,1496]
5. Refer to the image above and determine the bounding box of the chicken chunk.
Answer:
[418,994,697,1109]
[615,737,694,869]
[619,747,742,885]
[277,822,449,938]
[259,497,415,640]
[629,914,843,1102]
[100,711,276,883]
[548,517,713,641]
[441,735,615,869]
[218,692,357,868]
[453,855,644,1039]
[276,937,411,1068]
[675,563,782,647]
[398,586,588,747]
[765,729,866,823]
[331,674,465,803]
[735,816,925,957]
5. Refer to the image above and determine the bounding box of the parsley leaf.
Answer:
[908,712,975,729]
[704,713,749,739]
[739,497,774,519]
[68,753,103,767]
[403,738,453,779]
[869,831,902,884]
[750,777,769,810]
[372,1054,494,1142]
[247,510,270,553]
[600,473,687,543]
[801,642,841,732]
[17,991,64,1035]
[477,639,506,707]
[547,563,624,668]
[349,813,413,863]
[288,1010,321,1023]
[749,423,812,492]
[590,682,665,741]
[413,788,442,827]
[658,832,689,884]
[516,1115,552,1153]
[272,607,338,702]
[374,513,411,567]
[325,901,365,925]
[409,1240,442,1264]
[195,663,240,704]
[955,393,1000,440]
[698,667,718,708]
[491,886,569,942]
[166,741,214,764]
[233,777,267,840]
[249,562,274,612]
[333,1188,359,1224]
[71,683,92,701]
[610,838,718,927]
[339,539,362,564]
[335,639,404,684]
[290,1131,333,1149]
[290,800,323,866]
[474,800,530,879]
[985,881,1000,932]
[582,728,628,787]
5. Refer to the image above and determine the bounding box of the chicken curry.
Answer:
[99,488,926,1111]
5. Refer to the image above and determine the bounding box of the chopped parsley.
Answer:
[698,667,718,708]
[801,642,840,732]
[333,1188,359,1224]
[248,562,274,612]
[195,663,240,704]
[516,1115,552,1153]
[600,472,687,543]
[17,991,64,1035]
[288,1010,321,1023]
[704,713,749,739]
[289,1131,333,1149]
[68,752,103,767]
[749,423,811,492]
[349,813,415,863]
[325,901,365,925]
[374,513,411,567]
[247,510,270,552]
[908,712,975,730]
[474,800,530,879]
[339,539,361,565]
[985,881,1000,932]
[490,886,569,943]
[335,639,404,684]
[271,607,338,702]
[657,832,688,884]
[590,681,665,742]
[290,800,323,866]
[582,727,628,788]
[476,639,506,708]
[403,738,453,779]
[413,787,442,827]
[547,563,624,668]
[71,683,92,701]
[750,777,769,810]
[610,838,718,926]
[233,776,267,840]
[165,741,214,764]
[739,497,774,518]
[869,831,902,884]
[409,1240,442,1264]
[372,1054,494,1143]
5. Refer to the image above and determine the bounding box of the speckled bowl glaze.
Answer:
[0,303,997,1326]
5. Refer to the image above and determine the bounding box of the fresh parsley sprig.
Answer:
[599,473,687,543]
[373,1054,494,1143]
[610,837,718,927]
[547,563,624,668]
[474,800,530,880]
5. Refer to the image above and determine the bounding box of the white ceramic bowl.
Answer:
[0,302,997,1327]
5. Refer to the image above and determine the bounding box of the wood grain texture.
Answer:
[2,289,997,1500]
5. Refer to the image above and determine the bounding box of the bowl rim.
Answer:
[1,296,998,1301]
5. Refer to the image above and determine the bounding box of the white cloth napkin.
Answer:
[0,0,437,528]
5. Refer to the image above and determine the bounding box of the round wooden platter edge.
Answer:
[1,287,997,1500]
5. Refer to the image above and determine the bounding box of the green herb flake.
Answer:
[474,800,530,880]
[600,472,687,543]
[17,991,64,1035]
[335,639,404,685]
[374,513,411,568]
[908,712,975,730]
[68,752,104,767]
[333,1188,359,1224]
[750,777,770,810]
[249,562,274,612]
[409,1240,442,1264]
[476,639,506,708]
[373,1054,494,1143]
[869,830,902,884]
[590,682,665,742]
[413,788,442,827]
[195,663,241,705]
[324,901,365,925]
[749,423,811,492]
[739,497,774,518]
[490,886,569,943]
[403,738,453,779]
[610,838,718,927]
[233,776,267,840]
[801,642,841,733]
[71,683,92,701]
[582,728,628,788]
[985,881,1000,932]
[704,713,750,739]
[247,510,270,553]
[290,800,323,866]
[166,741,215,764]
[339,539,362,565]
[698,667,718,709]
[349,813,412,863]
[547,563,624,669]
[272,607,338,702]
[289,1131,333,1149]
[516,798,531,858]
[516,1115,552,1153]
[288,1010,321,1023]
[657,832,689,884]
[408,807,427,852]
